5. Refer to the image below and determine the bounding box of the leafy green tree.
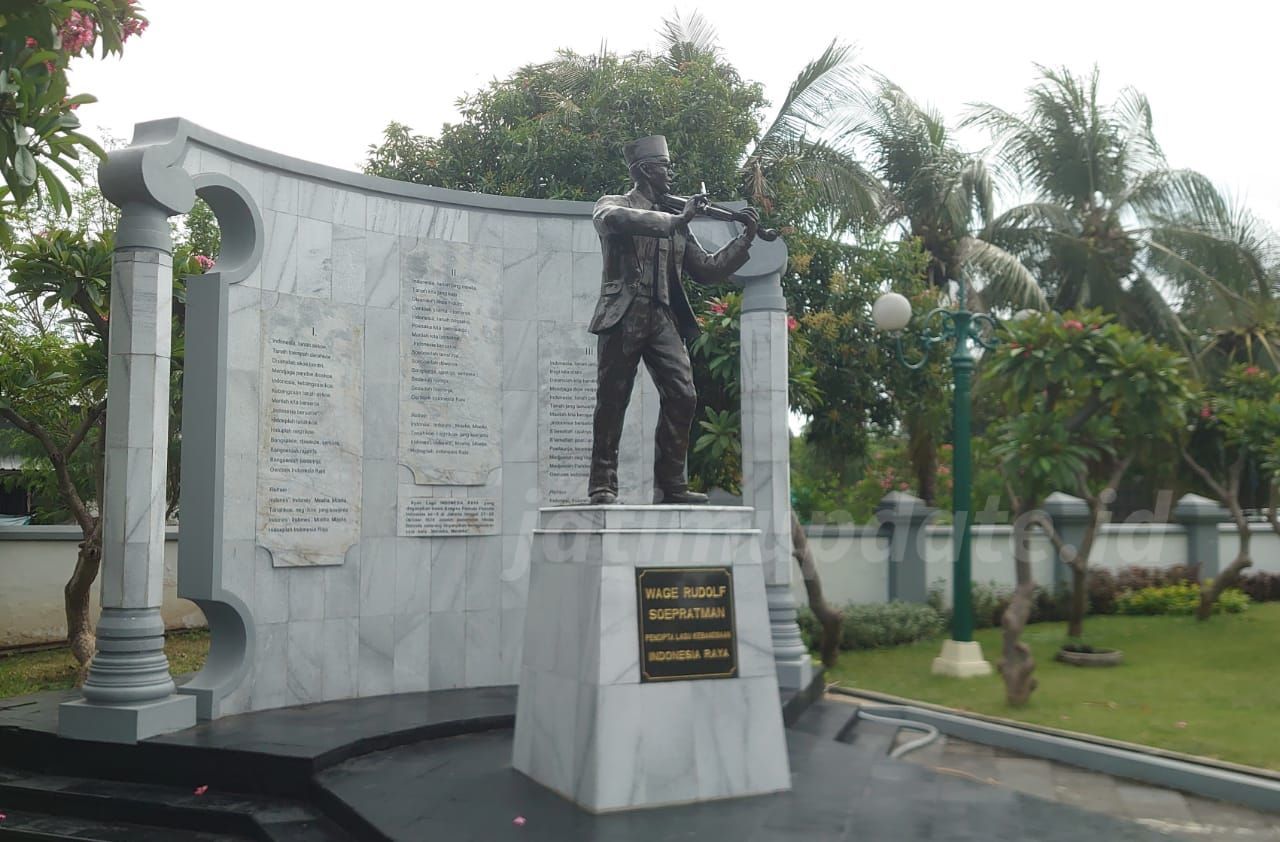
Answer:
[365,23,763,202]
[1,230,111,673]
[971,66,1242,350]
[795,232,956,502]
[686,289,818,494]
[0,1,147,244]
[1182,364,1280,618]
[1,224,206,677]
[982,310,1190,701]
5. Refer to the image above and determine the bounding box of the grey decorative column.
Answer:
[1043,492,1091,591]
[60,130,198,742]
[737,235,812,691]
[877,491,935,603]
[1174,493,1229,580]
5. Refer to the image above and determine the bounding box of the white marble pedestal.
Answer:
[512,505,791,813]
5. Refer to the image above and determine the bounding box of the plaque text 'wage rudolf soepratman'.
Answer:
[636,567,737,682]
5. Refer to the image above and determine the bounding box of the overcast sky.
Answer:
[68,0,1280,230]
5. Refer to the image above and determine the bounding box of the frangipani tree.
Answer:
[983,309,1189,703]
[0,1,147,244]
[1182,364,1280,619]
[1,227,208,679]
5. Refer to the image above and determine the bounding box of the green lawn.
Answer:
[825,603,1280,772]
[0,630,209,699]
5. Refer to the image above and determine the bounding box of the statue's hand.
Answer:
[678,193,707,227]
[738,206,759,241]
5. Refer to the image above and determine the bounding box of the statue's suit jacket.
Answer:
[588,189,753,341]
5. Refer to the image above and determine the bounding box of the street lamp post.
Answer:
[872,279,997,677]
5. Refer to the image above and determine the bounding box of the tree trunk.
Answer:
[906,413,937,505]
[64,538,102,683]
[998,509,1038,705]
[1198,506,1252,620]
[791,510,842,668]
[1067,562,1087,639]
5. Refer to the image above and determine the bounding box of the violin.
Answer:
[655,188,781,242]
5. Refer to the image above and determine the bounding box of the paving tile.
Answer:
[1116,781,1196,823]
[993,757,1058,801]
[1049,765,1127,814]
[940,739,999,758]
[4,691,1270,842]
[1185,795,1280,832]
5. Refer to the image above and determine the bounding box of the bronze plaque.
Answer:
[635,567,737,682]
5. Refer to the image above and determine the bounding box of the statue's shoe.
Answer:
[658,489,709,505]
[588,490,618,505]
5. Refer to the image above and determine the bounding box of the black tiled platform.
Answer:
[0,684,1190,841]
[315,705,1182,841]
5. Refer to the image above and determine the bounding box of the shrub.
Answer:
[1239,571,1280,603]
[950,580,1072,630]
[1116,564,1197,592]
[798,602,945,652]
[1087,568,1119,615]
[838,602,945,650]
[1116,583,1250,616]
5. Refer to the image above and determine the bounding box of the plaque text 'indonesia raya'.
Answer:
[635,567,737,682]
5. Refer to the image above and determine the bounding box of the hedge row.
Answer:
[796,566,1276,652]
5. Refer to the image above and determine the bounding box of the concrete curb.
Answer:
[831,687,1280,814]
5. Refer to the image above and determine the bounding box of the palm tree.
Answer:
[1153,198,1280,373]
[969,65,1242,351]
[848,75,1045,312]
[659,14,882,234]
[828,76,1044,503]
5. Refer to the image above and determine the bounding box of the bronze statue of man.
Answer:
[587,135,758,505]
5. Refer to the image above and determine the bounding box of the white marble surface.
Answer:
[174,150,794,719]
[100,253,173,611]
[255,296,364,567]
[513,505,790,812]
[397,238,503,486]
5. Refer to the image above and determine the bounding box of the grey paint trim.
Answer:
[175,272,253,720]
[150,116,592,216]
[834,689,1280,813]
[191,172,263,285]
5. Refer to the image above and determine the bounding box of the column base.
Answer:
[59,694,197,744]
[775,653,815,691]
[766,583,813,691]
[931,639,993,678]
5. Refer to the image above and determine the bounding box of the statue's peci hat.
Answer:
[623,135,669,167]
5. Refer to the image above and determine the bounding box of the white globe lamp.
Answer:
[872,292,912,333]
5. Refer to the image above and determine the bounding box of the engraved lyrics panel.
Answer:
[540,340,597,505]
[538,321,647,504]
[257,296,363,567]
[399,239,502,485]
